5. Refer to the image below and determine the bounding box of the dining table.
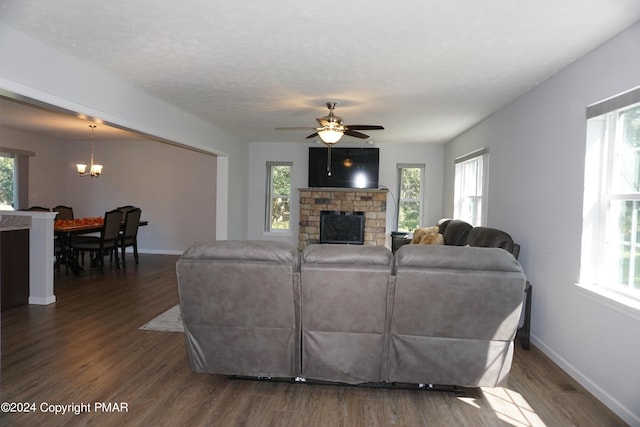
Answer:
[54,217,148,275]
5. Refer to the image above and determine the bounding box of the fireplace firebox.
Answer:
[319,211,365,245]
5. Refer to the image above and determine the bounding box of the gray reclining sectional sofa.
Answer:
[176,240,526,388]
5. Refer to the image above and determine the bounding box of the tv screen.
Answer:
[308,147,379,189]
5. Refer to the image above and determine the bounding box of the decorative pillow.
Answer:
[410,227,426,244]
[411,226,443,245]
[420,232,444,245]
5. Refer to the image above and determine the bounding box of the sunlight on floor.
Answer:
[456,387,547,427]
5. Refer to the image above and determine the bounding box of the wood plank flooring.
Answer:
[0,254,628,426]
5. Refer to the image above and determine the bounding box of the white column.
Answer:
[216,155,228,240]
[28,212,57,304]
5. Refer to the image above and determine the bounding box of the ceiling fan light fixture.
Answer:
[318,128,343,144]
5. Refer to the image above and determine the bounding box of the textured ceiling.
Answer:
[1,1,640,144]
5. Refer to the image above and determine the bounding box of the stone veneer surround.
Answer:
[298,188,388,250]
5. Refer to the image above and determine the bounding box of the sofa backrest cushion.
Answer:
[442,219,473,246]
[300,244,393,383]
[302,243,392,266]
[389,244,526,386]
[467,226,518,258]
[176,240,301,378]
[180,239,299,266]
[393,244,525,340]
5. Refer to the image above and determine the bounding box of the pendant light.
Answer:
[76,124,103,177]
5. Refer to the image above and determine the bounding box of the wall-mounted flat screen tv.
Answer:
[308,147,379,189]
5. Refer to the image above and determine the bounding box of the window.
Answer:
[396,164,424,232]
[582,88,640,301]
[0,153,16,210]
[0,148,32,210]
[454,148,488,226]
[265,162,292,232]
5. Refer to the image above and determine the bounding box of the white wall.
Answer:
[377,142,445,231]
[444,22,640,425]
[247,142,307,245]
[1,127,217,253]
[247,141,444,246]
[0,22,248,240]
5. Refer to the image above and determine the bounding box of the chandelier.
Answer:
[76,124,103,177]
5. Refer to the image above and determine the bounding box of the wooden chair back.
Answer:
[53,205,74,220]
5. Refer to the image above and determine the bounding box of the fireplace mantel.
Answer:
[298,188,388,250]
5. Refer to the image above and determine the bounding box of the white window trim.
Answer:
[264,161,293,234]
[0,147,33,209]
[580,87,640,312]
[396,163,425,232]
[453,148,489,226]
[575,282,640,321]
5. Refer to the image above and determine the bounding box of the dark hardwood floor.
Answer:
[1,254,627,426]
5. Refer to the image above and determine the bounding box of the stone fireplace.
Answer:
[298,188,388,250]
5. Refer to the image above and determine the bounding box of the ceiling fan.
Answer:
[276,102,384,176]
[276,102,384,145]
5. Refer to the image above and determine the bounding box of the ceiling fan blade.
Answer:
[286,104,384,141]
[344,129,369,139]
[275,126,316,131]
[345,125,385,130]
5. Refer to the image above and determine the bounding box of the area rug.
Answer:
[139,304,184,332]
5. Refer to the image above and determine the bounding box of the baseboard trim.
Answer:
[531,335,640,426]
[29,295,56,305]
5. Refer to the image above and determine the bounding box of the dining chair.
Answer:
[70,209,123,273]
[22,206,50,211]
[54,236,65,273]
[53,205,74,220]
[51,206,73,271]
[117,205,137,213]
[120,207,142,267]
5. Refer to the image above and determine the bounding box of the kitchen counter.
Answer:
[0,213,32,231]
[0,211,57,306]
[1,227,30,311]
[0,224,31,232]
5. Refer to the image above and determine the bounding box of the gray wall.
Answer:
[444,22,640,425]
